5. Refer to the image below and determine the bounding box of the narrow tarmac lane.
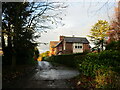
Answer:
[4,61,79,88]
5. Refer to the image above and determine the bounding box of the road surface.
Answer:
[3,61,79,89]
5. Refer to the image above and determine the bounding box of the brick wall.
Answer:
[56,43,63,55]
[83,44,90,52]
[63,42,73,54]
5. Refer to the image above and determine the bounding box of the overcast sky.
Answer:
[36,0,118,53]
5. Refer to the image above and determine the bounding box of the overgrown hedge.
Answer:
[106,40,120,51]
[77,50,120,88]
[45,53,86,67]
[78,50,120,77]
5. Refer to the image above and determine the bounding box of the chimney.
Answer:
[60,36,64,41]
[72,35,75,37]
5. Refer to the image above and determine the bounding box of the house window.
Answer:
[79,46,82,48]
[75,46,77,48]
[74,43,82,49]
[73,43,83,53]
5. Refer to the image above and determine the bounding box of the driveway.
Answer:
[3,61,79,89]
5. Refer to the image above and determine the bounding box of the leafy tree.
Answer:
[33,47,39,61]
[108,1,120,42]
[88,20,110,51]
[106,40,120,51]
[2,2,35,68]
[2,2,66,69]
[40,51,50,58]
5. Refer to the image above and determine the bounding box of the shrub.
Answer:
[106,40,120,51]
[77,50,120,88]
[79,50,120,76]
[78,52,100,77]
[46,53,86,67]
[95,67,120,88]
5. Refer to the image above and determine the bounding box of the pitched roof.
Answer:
[54,40,63,47]
[50,41,60,48]
[64,37,89,43]
[54,36,89,47]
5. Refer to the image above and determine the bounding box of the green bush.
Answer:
[48,54,75,67]
[95,66,120,88]
[78,52,99,77]
[106,40,120,51]
[46,53,86,67]
[77,50,120,88]
[95,67,114,88]
[80,50,120,76]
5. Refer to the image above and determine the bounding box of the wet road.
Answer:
[5,61,79,88]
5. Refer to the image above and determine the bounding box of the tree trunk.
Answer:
[2,32,5,52]
[11,34,17,71]
[11,55,16,71]
[11,48,16,71]
[7,22,16,70]
[7,22,12,48]
[101,39,104,51]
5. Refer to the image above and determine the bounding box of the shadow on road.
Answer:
[2,61,80,89]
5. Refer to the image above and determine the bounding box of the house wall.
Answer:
[55,36,90,55]
[83,44,90,51]
[49,41,59,56]
[56,43,63,55]
[56,43,90,55]
[73,43,83,53]
[63,41,66,50]
[50,48,55,56]
[63,42,73,54]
